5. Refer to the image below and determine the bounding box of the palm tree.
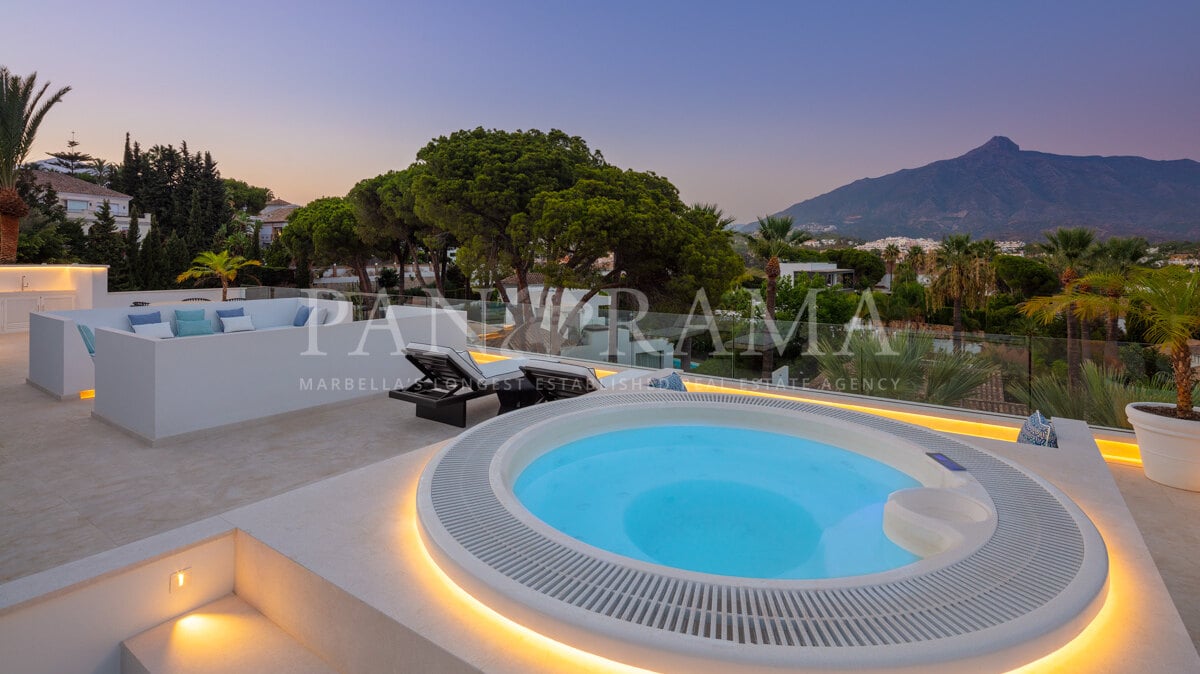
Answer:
[881,243,901,280]
[1038,227,1096,386]
[0,68,71,263]
[1020,272,1132,369]
[1128,267,1200,418]
[748,215,810,379]
[928,234,993,352]
[176,250,262,301]
[815,330,998,406]
[905,245,928,277]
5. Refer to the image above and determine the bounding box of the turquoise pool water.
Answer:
[513,425,921,579]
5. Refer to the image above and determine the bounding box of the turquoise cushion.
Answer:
[650,372,687,392]
[77,324,96,355]
[1017,410,1058,447]
[293,305,312,327]
[176,318,214,337]
[175,309,205,321]
[128,311,161,328]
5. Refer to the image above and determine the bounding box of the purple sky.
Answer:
[8,1,1199,221]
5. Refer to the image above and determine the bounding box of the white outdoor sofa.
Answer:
[28,297,352,400]
[78,302,476,443]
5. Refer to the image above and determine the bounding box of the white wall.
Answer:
[97,287,245,308]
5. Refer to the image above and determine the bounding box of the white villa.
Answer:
[30,169,134,232]
[254,202,299,246]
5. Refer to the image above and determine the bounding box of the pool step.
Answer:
[120,593,335,674]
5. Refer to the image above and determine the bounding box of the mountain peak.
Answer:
[773,137,1200,241]
[965,136,1020,157]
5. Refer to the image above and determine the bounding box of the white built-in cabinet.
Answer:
[1,294,75,332]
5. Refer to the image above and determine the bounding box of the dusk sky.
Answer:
[8,1,1199,222]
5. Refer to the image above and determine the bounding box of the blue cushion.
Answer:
[1017,410,1058,447]
[77,324,96,355]
[176,318,214,337]
[649,372,687,392]
[293,305,312,327]
[174,309,205,322]
[128,311,161,328]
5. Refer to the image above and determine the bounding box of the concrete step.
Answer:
[121,593,336,674]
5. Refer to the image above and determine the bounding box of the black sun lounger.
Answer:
[389,343,529,427]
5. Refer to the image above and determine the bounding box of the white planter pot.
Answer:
[1126,402,1200,491]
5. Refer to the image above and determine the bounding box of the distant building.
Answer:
[857,237,939,253]
[29,169,134,232]
[1167,254,1200,269]
[259,198,295,216]
[255,204,299,245]
[779,262,854,287]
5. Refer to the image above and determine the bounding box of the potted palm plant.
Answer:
[1124,267,1200,491]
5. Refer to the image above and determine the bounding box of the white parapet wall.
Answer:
[91,304,473,443]
[28,296,349,400]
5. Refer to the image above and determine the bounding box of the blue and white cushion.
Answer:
[649,372,687,392]
[1017,410,1058,447]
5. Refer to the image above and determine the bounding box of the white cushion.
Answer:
[220,314,255,333]
[132,322,175,339]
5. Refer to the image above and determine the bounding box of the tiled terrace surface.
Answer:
[0,332,486,584]
[0,330,1197,649]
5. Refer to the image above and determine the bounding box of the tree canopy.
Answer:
[413,127,605,316]
[223,178,274,215]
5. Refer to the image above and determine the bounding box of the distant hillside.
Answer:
[753,137,1200,241]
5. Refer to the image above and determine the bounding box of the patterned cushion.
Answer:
[649,372,687,392]
[1017,410,1058,447]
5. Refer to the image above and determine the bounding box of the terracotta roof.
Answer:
[500,272,547,286]
[264,198,291,207]
[29,169,130,199]
[260,205,299,223]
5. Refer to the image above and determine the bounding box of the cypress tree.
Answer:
[121,210,142,290]
[163,231,191,286]
[139,217,170,289]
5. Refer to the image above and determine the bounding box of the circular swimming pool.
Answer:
[514,424,920,579]
[417,392,1109,672]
